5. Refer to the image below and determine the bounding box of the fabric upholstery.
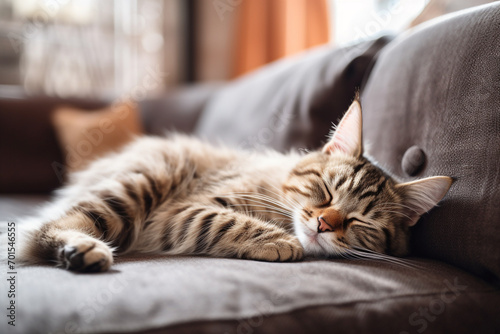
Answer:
[139,84,222,136]
[362,2,500,284]
[0,195,50,221]
[195,36,393,152]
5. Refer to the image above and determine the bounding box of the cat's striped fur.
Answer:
[19,101,452,272]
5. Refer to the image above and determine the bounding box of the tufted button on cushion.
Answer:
[402,146,426,176]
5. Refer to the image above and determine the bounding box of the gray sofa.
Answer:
[1,3,500,333]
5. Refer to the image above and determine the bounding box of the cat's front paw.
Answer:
[59,236,113,272]
[245,237,304,262]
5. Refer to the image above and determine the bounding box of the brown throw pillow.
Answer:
[52,101,143,172]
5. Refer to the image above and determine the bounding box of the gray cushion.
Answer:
[195,37,392,152]
[139,84,222,136]
[362,2,500,284]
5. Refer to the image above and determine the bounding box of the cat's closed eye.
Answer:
[310,180,333,208]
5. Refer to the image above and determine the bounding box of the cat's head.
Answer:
[283,100,452,257]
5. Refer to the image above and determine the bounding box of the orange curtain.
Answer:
[232,0,330,78]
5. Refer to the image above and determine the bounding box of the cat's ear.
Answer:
[396,176,453,226]
[322,100,363,157]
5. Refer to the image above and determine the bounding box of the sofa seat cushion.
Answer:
[0,195,51,221]
[0,222,498,334]
[361,2,500,284]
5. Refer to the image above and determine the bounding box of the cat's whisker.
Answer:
[221,198,294,218]
[363,255,420,270]
[239,189,301,211]
[222,193,294,212]
[222,191,288,204]
[250,210,294,219]
[333,242,350,259]
[247,179,302,208]
[346,247,424,270]
[254,181,304,210]
[298,148,311,154]
[221,195,291,212]
[225,203,295,219]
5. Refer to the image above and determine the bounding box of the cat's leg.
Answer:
[21,212,114,272]
[156,205,303,261]
[20,169,174,272]
[19,137,201,272]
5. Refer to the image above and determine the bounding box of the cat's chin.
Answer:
[302,242,328,257]
[293,213,354,258]
[294,225,351,258]
[293,221,329,256]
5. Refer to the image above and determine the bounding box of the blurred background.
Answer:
[0,0,493,100]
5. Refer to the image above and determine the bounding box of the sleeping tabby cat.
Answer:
[19,100,452,272]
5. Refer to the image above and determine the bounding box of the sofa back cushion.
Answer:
[362,3,500,283]
[195,37,392,152]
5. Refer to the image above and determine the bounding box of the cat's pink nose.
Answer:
[317,217,334,233]
[317,209,343,233]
